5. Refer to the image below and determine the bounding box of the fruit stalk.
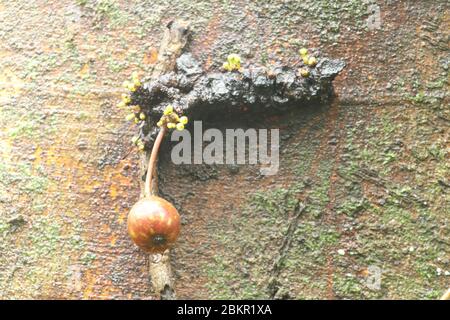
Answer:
[145,126,167,197]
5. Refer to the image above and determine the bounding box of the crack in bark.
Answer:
[267,201,306,299]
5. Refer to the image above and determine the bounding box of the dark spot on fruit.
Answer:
[152,234,167,246]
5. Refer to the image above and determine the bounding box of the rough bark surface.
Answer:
[0,1,449,299]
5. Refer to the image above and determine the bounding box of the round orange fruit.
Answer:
[127,196,181,253]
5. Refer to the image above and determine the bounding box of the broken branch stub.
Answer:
[130,53,345,146]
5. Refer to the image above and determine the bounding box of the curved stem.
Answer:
[144,127,167,197]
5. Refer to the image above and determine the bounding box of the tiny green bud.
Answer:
[164,105,174,115]
[227,54,241,66]
[299,68,310,78]
[179,116,188,125]
[132,72,141,87]
[128,83,137,92]
[121,93,131,104]
[223,62,232,71]
[226,54,241,71]
[302,55,309,64]
[308,56,317,66]
[137,142,145,151]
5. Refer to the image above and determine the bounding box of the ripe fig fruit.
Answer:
[127,196,181,254]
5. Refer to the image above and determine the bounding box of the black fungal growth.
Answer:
[130,53,345,147]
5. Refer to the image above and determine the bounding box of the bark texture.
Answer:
[0,1,448,299]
